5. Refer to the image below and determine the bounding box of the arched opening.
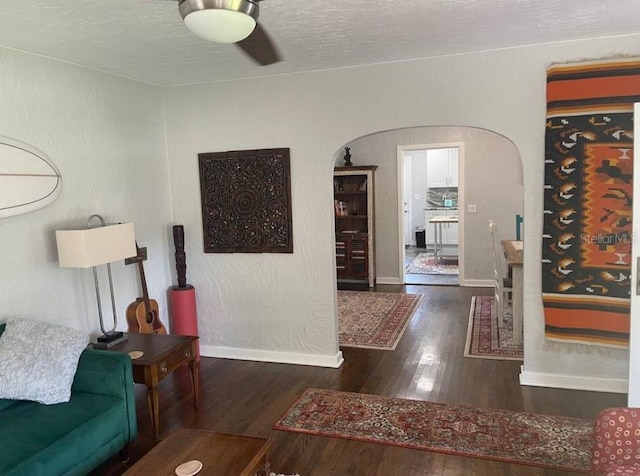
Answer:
[334,126,524,368]
[335,126,524,286]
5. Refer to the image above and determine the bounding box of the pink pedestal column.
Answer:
[169,286,200,361]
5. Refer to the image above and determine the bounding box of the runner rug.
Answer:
[405,253,458,275]
[338,291,422,350]
[542,57,640,347]
[464,296,523,360]
[275,388,593,472]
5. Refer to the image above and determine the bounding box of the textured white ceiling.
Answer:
[0,0,638,86]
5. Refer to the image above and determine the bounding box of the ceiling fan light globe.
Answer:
[184,9,257,44]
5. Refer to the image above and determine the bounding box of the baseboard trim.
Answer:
[519,366,628,394]
[379,278,493,287]
[200,345,344,368]
[460,279,493,288]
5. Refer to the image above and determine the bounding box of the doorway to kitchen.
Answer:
[399,143,464,285]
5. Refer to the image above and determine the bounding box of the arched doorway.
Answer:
[334,125,523,287]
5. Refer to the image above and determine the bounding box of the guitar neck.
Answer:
[137,255,152,313]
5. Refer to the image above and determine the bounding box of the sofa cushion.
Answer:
[0,318,89,404]
[0,392,128,476]
[599,465,640,475]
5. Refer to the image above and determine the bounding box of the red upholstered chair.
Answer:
[592,408,640,475]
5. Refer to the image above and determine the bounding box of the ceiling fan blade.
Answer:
[236,22,281,66]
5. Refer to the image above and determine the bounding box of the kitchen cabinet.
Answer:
[448,152,458,186]
[446,209,459,245]
[424,210,442,246]
[427,148,458,187]
[334,166,376,287]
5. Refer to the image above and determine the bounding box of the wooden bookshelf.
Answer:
[334,166,377,287]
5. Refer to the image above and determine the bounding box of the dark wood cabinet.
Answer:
[336,232,369,280]
[334,166,376,287]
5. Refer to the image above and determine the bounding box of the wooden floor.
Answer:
[93,285,626,476]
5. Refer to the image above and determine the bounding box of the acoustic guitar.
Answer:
[126,244,167,335]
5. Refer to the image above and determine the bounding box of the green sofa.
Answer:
[0,323,137,476]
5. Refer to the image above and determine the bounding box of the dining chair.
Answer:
[489,220,512,328]
[515,214,524,241]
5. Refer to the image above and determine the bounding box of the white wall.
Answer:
[0,48,172,338]
[0,33,633,391]
[163,35,639,388]
[341,127,523,284]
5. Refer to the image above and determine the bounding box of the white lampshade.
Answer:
[183,9,256,43]
[55,223,136,268]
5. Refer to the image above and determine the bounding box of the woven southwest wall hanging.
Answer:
[542,58,640,347]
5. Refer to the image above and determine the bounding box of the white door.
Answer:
[403,156,412,245]
[628,102,640,405]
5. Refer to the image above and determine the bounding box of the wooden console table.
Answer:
[103,333,199,439]
[123,428,273,476]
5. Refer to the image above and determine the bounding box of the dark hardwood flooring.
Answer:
[93,285,626,476]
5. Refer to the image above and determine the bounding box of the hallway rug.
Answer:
[274,388,593,472]
[405,253,458,275]
[338,291,423,350]
[464,296,523,361]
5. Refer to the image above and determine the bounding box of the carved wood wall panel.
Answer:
[198,148,293,253]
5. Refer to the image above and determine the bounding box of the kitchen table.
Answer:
[429,215,459,263]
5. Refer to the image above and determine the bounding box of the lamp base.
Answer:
[93,331,128,349]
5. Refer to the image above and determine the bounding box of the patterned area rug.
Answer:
[275,388,593,472]
[464,296,523,361]
[405,253,458,275]
[338,291,423,350]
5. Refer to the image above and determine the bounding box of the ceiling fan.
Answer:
[177,0,281,66]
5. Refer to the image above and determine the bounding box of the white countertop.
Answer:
[429,215,459,224]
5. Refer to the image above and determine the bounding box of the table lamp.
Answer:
[55,215,136,348]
